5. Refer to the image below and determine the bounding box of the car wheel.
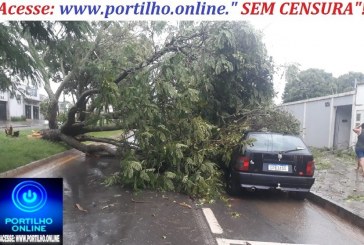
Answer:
[290,191,308,200]
[226,173,240,196]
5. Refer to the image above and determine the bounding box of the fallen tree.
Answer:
[41,22,210,157]
[18,22,300,198]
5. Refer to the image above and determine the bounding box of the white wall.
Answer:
[356,83,364,106]
[304,99,332,147]
[281,92,354,148]
[8,97,24,118]
[334,95,354,107]
[1,86,45,121]
[281,103,305,134]
[0,91,8,101]
[351,83,364,147]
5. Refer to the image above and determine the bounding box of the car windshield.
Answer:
[247,133,308,153]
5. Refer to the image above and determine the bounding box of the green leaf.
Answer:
[164,171,176,179]
[164,179,174,190]
[140,170,150,181]
[163,83,177,98]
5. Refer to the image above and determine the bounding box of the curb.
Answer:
[0,125,29,129]
[0,125,47,129]
[1,150,363,231]
[0,149,82,178]
[307,191,364,230]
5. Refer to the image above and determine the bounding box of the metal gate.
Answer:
[333,105,352,149]
[25,105,31,119]
[33,106,39,120]
[0,101,6,120]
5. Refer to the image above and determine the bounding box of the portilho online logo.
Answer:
[11,181,47,213]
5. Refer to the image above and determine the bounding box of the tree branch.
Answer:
[113,31,204,84]
[61,88,100,133]
[59,133,117,156]
[76,135,121,146]
[55,24,110,99]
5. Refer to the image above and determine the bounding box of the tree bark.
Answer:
[41,129,118,157]
[48,100,59,129]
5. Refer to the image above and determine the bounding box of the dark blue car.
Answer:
[226,131,315,199]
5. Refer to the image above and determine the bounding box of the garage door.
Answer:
[0,101,6,120]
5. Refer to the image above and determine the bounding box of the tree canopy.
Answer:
[2,21,300,198]
[282,64,364,103]
[0,21,89,91]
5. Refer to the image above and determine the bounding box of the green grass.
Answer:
[311,148,332,170]
[314,158,332,170]
[84,129,124,145]
[86,130,123,138]
[0,129,124,173]
[0,129,69,173]
[332,148,356,162]
[345,195,364,202]
[310,147,356,170]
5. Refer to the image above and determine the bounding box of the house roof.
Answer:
[280,90,355,106]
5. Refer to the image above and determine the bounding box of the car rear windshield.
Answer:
[247,133,309,153]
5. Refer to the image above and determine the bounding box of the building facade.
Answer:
[280,82,364,149]
[0,86,45,122]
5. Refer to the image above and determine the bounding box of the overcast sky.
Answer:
[47,18,364,104]
[248,17,364,103]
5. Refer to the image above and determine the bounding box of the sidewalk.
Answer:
[309,151,364,229]
[0,119,48,129]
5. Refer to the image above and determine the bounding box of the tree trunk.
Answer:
[48,100,59,129]
[40,129,61,141]
[41,129,118,157]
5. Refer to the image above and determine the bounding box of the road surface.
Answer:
[17,152,364,245]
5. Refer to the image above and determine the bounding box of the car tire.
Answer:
[226,173,241,196]
[290,191,308,200]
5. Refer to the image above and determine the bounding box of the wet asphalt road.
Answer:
[18,153,213,245]
[18,153,364,245]
[211,191,364,245]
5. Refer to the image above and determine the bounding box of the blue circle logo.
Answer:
[12,181,47,213]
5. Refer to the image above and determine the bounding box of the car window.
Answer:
[247,133,308,153]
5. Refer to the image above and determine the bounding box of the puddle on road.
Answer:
[17,155,209,245]
[61,156,119,205]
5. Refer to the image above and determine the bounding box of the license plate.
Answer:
[268,164,289,172]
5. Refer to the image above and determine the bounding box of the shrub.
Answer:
[245,107,301,135]
[10,115,26,122]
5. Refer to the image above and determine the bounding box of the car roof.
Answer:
[245,131,299,137]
